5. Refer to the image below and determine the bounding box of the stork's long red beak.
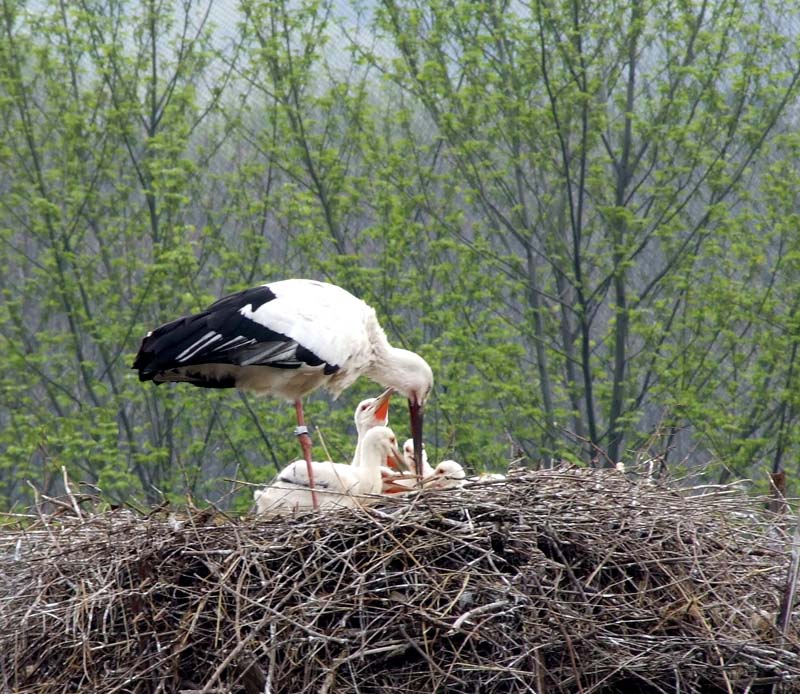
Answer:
[408,399,424,484]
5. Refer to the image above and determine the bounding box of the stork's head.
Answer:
[360,426,405,472]
[353,388,392,435]
[424,460,466,490]
[402,438,428,471]
[384,349,433,407]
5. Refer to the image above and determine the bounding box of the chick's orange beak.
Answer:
[383,480,410,494]
[381,466,406,494]
[372,387,393,423]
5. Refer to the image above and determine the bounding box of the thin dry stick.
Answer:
[61,466,83,519]
[314,425,334,463]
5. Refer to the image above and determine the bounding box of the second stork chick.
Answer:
[255,426,404,515]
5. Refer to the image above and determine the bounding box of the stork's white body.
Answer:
[254,426,402,515]
[134,279,432,403]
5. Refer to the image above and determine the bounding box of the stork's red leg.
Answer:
[294,399,319,510]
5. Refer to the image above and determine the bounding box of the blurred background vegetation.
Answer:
[1,0,800,511]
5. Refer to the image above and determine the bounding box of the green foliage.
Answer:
[2,0,800,510]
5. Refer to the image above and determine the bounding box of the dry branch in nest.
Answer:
[1,468,799,693]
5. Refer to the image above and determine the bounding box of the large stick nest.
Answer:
[1,468,799,693]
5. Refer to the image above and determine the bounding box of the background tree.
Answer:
[1,0,800,511]
[370,0,800,474]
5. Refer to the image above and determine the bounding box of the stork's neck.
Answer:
[351,441,364,467]
[358,440,384,473]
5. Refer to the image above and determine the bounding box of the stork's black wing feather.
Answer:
[132,285,335,382]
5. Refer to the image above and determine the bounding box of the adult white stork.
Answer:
[254,426,405,515]
[133,279,433,507]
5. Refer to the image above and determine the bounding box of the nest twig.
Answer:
[1,468,798,693]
